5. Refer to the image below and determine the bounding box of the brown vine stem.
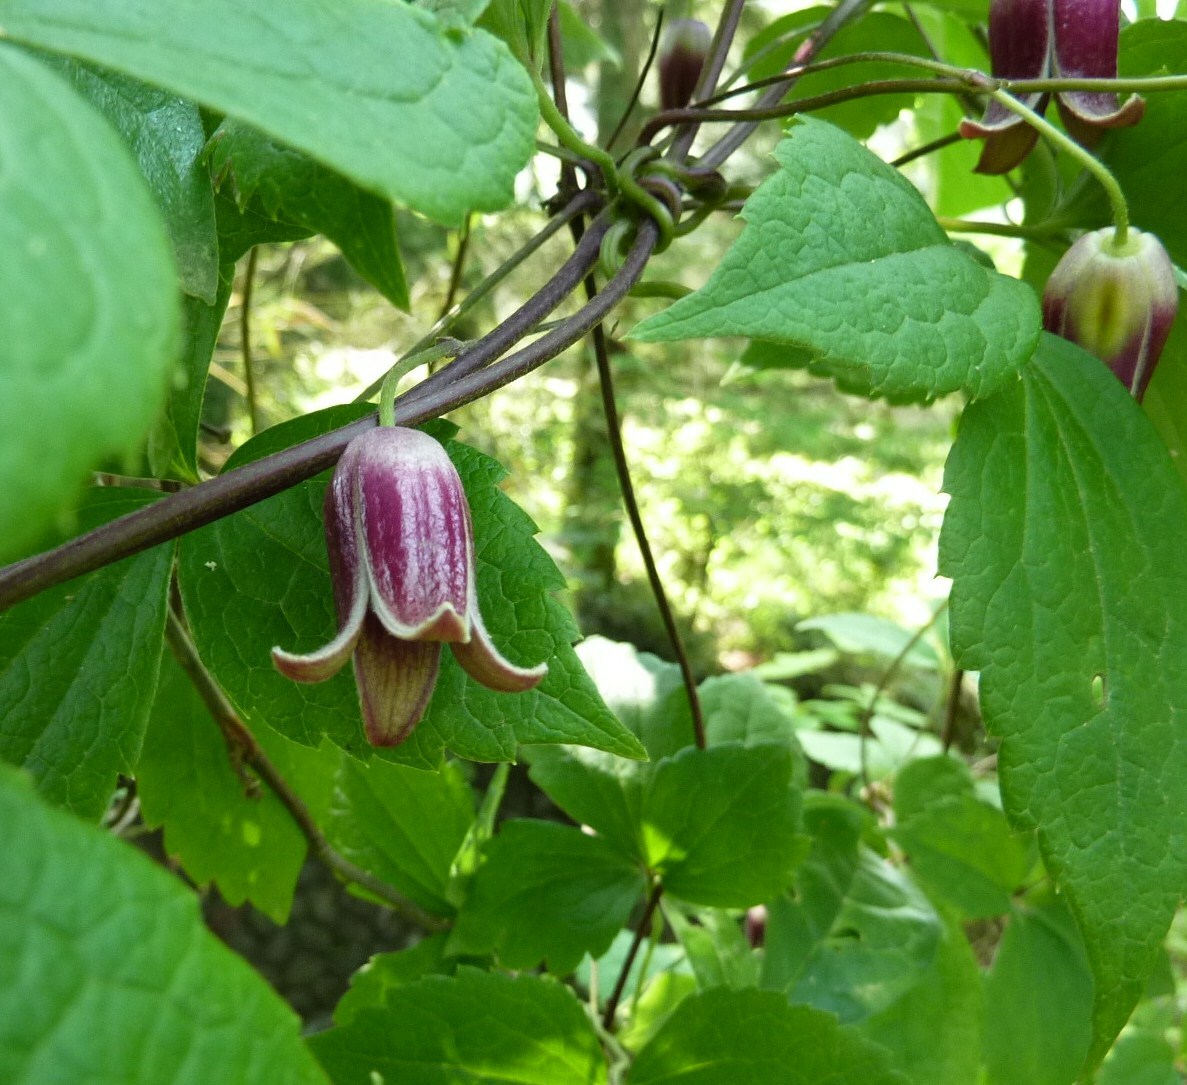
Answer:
[0,215,654,612]
[240,246,261,436]
[605,8,664,154]
[585,289,706,749]
[942,668,966,753]
[669,0,747,161]
[602,882,663,1031]
[163,607,446,932]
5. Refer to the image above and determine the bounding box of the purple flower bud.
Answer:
[1042,227,1179,401]
[960,0,1143,174]
[659,19,712,112]
[273,428,547,746]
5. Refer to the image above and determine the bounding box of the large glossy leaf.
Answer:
[0,0,537,226]
[41,56,218,302]
[449,819,646,974]
[177,409,642,765]
[136,651,339,923]
[208,120,409,309]
[325,757,474,916]
[940,332,1187,1062]
[0,45,180,561]
[0,490,173,819]
[0,765,329,1085]
[631,117,1040,403]
[310,969,608,1084]
[627,988,907,1085]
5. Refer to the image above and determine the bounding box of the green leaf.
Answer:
[0,0,538,227]
[761,796,941,1022]
[0,765,330,1085]
[310,969,608,1085]
[858,912,983,1085]
[666,907,760,991]
[798,611,941,670]
[215,186,313,264]
[41,56,218,302]
[208,120,409,309]
[744,10,930,141]
[627,988,907,1085]
[136,650,339,923]
[890,756,1034,917]
[177,408,642,764]
[478,0,552,67]
[982,903,1093,1085]
[148,265,235,481]
[333,934,453,1026]
[325,757,474,915]
[1141,287,1187,487]
[449,819,646,974]
[0,45,180,561]
[0,490,173,819]
[631,117,1039,403]
[643,743,805,907]
[940,332,1187,1061]
[557,1,620,70]
[1066,21,1187,268]
[0,0,536,226]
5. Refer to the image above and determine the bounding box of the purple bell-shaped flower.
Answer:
[1042,227,1179,401]
[659,19,712,112]
[960,0,1144,173]
[273,427,547,746]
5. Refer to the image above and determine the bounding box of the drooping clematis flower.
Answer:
[659,18,713,112]
[960,0,1144,174]
[1042,226,1179,401]
[273,427,547,746]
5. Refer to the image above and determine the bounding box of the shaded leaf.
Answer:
[0,45,180,561]
[631,117,1039,403]
[449,819,646,974]
[940,332,1187,1061]
[627,987,907,1085]
[333,934,452,1026]
[0,490,173,819]
[0,765,329,1085]
[310,969,608,1084]
[1,0,538,226]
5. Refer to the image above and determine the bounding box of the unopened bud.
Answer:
[659,19,712,112]
[1042,227,1179,401]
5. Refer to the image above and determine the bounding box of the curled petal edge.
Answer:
[450,604,548,693]
[271,568,369,683]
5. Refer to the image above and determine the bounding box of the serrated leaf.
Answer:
[666,907,760,992]
[939,332,1187,1062]
[627,988,907,1085]
[178,408,642,765]
[309,969,608,1085]
[136,650,339,923]
[890,756,1034,917]
[215,186,313,264]
[761,796,941,1022]
[208,120,409,309]
[0,765,329,1085]
[0,45,180,561]
[858,912,983,1085]
[41,56,218,302]
[334,934,453,1026]
[643,743,805,907]
[0,0,537,227]
[631,117,1039,403]
[0,490,173,819]
[982,903,1093,1085]
[325,757,474,915]
[449,819,646,974]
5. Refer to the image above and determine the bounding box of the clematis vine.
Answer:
[273,427,547,746]
[960,0,1144,173]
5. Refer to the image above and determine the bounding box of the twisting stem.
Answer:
[240,246,261,436]
[0,216,652,612]
[438,214,472,327]
[857,602,947,789]
[669,0,746,161]
[605,9,664,153]
[378,339,467,427]
[603,882,663,1030]
[164,608,446,931]
[986,88,1130,244]
[547,4,580,199]
[583,276,706,749]
[533,68,620,196]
